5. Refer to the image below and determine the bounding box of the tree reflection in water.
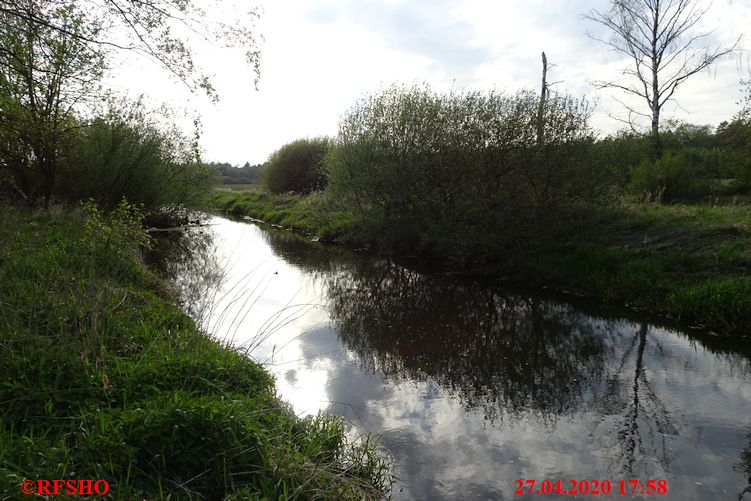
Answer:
[593,323,677,478]
[258,227,686,478]
[147,225,224,325]
[255,229,619,424]
[323,258,616,424]
[738,433,751,500]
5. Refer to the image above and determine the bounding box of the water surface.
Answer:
[156,216,751,500]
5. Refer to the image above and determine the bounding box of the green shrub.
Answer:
[592,131,651,187]
[660,121,716,150]
[262,137,330,194]
[629,152,709,203]
[324,83,613,261]
[55,97,216,220]
[717,118,751,192]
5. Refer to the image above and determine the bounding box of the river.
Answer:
[154,215,751,500]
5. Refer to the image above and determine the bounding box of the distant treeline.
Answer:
[209,162,264,185]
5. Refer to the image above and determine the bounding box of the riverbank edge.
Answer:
[0,204,392,499]
[213,190,751,337]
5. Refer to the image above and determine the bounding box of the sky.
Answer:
[105,0,751,166]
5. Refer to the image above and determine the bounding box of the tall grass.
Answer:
[212,190,363,244]
[0,202,393,499]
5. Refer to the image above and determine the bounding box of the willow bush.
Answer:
[324,84,616,262]
[262,137,330,194]
[55,97,216,222]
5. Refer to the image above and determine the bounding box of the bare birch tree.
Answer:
[585,0,740,160]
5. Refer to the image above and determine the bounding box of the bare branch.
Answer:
[591,79,648,100]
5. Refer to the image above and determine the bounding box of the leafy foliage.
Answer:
[324,83,613,261]
[0,0,105,205]
[0,0,258,208]
[54,97,216,218]
[629,152,707,203]
[592,131,651,187]
[0,0,261,98]
[717,115,751,191]
[262,137,330,194]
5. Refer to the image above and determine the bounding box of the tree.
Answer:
[56,96,217,215]
[586,0,739,160]
[0,0,261,98]
[262,138,330,194]
[325,84,608,260]
[0,0,105,205]
[739,77,751,121]
[0,0,260,206]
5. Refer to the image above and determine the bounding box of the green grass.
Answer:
[621,202,751,232]
[214,188,751,335]
[0,202,392,499]
[216,183,262,192]
[507,202,751,333]
[525,243,751,331]
[212,190,364,244]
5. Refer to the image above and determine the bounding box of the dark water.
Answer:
[155,215,751,500]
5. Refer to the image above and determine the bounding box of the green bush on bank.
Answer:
[55,97,217,222]
[597,118,751,203]
[629,152,709,203]
[591,131,651,188]
[0,203,392,499]
[716,118,751,192]
[262,137,330,194]
[324,84,617,262]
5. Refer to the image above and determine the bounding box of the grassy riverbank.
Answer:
[0,203,391,499]
[213,188,751,336]
[214,190,364,244]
